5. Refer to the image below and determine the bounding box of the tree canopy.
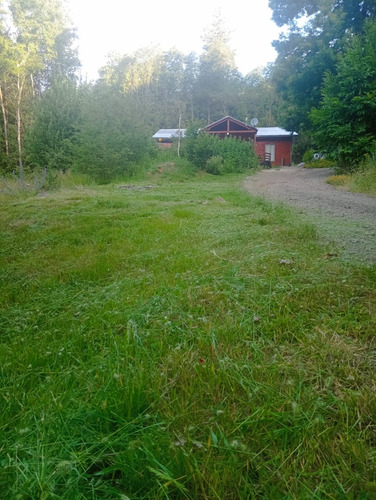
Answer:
[270,0,376,166]
[0,0,79,172]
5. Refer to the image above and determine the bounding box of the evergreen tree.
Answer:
[195,13,240,123]
[73,85,156,183]
[25,77,80,170]
[311,20,376,168]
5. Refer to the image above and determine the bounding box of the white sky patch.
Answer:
[65,0,282,80]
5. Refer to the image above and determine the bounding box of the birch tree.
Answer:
[0,0,79,173]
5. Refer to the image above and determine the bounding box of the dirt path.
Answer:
[244,166,376,264]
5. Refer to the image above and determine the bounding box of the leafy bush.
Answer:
[185,132,218,169]
[302,150,315,163]
[183,130,258,174]
[73,88,157,183]
[205,155,224,175]
[25,79,80,172]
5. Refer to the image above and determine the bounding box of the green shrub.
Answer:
[183,131,258,174]
[73,88,157,183]
[205,155,224,175]
[302,149,315,163]
[326,174,350,186]
[24,79,80,173]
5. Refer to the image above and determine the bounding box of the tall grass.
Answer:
[348,158,376,196]
[327,158,376,196]
[1,171,375,498]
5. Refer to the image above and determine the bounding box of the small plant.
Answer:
[326,174,350,186]
[347,158,376,196]
[304,158,335,168]
[205,155,224,175]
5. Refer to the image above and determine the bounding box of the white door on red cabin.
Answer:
[265,144,275,162]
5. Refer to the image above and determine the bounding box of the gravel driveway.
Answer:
[244,166,376,264]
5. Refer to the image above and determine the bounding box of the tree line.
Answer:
[0,0,375,181]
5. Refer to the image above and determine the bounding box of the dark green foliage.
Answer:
[269,0,376,30]
[272,38,337,132]
[205,155,224,175]
[73,87,157,183]
[311,21,376,169]
[25,78,79,171]
[0,0,80,174]
[183,129,258,174]
[270,0,376,133]
[292,132,316,164]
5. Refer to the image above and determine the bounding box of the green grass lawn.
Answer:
[1,171,375,499]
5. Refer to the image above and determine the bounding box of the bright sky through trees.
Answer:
[65,0,282,80]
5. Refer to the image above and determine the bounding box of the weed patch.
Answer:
[327,174,351,187]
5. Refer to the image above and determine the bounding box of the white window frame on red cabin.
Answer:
[265,144,275,162]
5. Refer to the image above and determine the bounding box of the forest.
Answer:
[0,0,376,181]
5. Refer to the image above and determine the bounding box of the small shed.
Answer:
[205,116,257,142]
[255,127,298,166]
[153,129,186,148]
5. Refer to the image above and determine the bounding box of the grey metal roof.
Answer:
[152,129,186,139]
[153,127,297,139]
[256,127,298,137]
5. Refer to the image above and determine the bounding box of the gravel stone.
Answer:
[244,166,376,265]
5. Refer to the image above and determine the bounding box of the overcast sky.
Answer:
[65,0,282,80]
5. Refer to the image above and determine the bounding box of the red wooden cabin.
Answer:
[204,116,297,166]
[255,127,297,166]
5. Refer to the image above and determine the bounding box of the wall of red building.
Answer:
[255,138,293,166]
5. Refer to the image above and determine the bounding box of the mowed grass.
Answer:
[1,172,375,499]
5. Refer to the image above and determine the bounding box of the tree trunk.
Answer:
[30,73,35,97]
[0,85,9,156]
[177,112,182,158]
[17,74,24,178]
